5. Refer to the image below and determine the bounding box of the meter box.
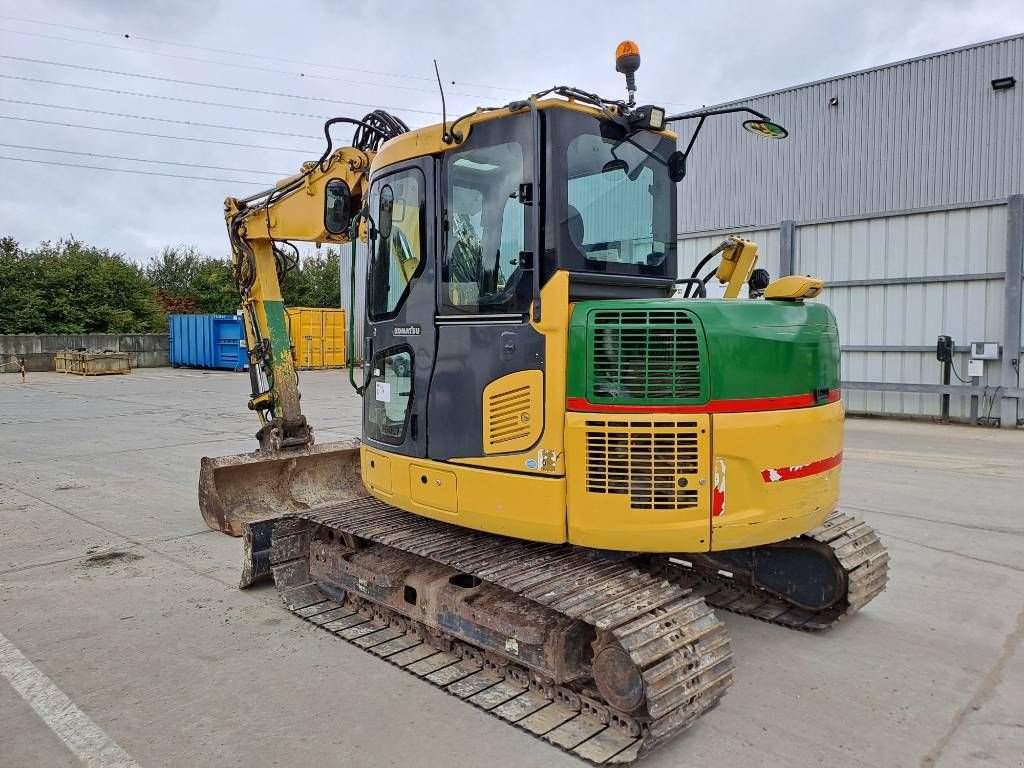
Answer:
[970,342,1000,360]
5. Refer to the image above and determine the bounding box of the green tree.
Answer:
[1,237,163,334]
[144,246,203,295]
[192,258,239,313]
[144,244,340,313]
[0,237,46,333]
[1,237,343,336]
[282,248,341,308]
[144,246,237,314]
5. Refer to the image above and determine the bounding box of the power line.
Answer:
[0,74,437,121]
[0,54,443,117]
[0,74,324,121]
[0,13,522,93]
[0,27,495,103]
[0,142,290,176]
[0,154,267,185]
[0,115,316,153]
[0,20,695,111]
[0,97,322,139]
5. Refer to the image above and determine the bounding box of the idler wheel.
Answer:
[593,644,645,713]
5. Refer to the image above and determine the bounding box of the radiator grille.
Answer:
[589,309,705,403]
[485,385,532,449]
[585,419,701,510]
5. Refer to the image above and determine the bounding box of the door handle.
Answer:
[500,331,518,361]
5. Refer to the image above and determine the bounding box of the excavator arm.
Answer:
[198,112,409,538]
[199,129,393,539]
[225,146,372,451]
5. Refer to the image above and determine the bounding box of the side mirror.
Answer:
[379,185,394,239]
[667,150,686,182]
[741,120,788,139]
[324,179,351,235]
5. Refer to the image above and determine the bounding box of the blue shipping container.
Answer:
[169,314,247,371]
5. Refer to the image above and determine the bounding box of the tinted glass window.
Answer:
[367,169,424,320]
[364,348,413,444]
[565,132,670,266]
[546,109,677,281]
[444,140,529,313]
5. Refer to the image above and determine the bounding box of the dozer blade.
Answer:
[198,438,364,537]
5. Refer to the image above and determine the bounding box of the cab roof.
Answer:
[369,97,676,175]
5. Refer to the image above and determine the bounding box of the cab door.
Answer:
[427,113,547,461]
[362,158,436,458]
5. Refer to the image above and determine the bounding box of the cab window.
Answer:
[367,168,424,320]
[364,347,413,444]
[443,140,529,314]
[565,132,670,266]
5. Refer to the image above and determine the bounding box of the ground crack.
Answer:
[919,604,1024,767]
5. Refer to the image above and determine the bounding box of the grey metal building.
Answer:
[671,34,1023,427]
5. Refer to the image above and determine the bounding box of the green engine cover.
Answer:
[566,299,840,406]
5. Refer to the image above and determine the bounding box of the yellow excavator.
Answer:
[198,42,888,763]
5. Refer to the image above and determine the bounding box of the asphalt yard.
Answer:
[1,368,1021,767]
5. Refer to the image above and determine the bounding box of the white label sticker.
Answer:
[375,381,391,402]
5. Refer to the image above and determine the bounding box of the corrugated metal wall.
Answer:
[679,202,1016,421]
[674,35,1022,425]
[673,34,1024,233]
[796,204,1008,419]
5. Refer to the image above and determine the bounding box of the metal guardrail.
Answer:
[842,380,1024,398]
[842,380,1022,426]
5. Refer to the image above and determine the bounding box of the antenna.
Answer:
[434,59,450,144]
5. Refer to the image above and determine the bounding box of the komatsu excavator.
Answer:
[199,42,888,762]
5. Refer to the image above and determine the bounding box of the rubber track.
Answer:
[269,498,734,763]
[662,510,890,631]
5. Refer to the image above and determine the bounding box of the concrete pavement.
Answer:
[1,369,1021,767]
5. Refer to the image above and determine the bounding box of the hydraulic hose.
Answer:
[347,209,365,394]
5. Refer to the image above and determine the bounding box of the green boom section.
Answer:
[263,298,302,418]
[567,299,840,406]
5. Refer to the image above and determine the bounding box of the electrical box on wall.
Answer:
[970,342,1000,360]
[967,359,985,378]
[936,335,954,363]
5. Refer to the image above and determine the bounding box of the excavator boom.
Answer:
[199,139,382,536]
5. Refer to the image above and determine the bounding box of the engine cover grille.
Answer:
[588,308,707,404]
[585,419,701,510]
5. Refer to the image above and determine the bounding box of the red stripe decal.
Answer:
[761,451,843,483]
[567,389,840,415]
[712,486,725,516]
[712,458,727,517]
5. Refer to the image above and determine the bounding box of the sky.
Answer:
[0,0,1022,263]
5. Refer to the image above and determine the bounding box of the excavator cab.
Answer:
[352,101,690,544]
